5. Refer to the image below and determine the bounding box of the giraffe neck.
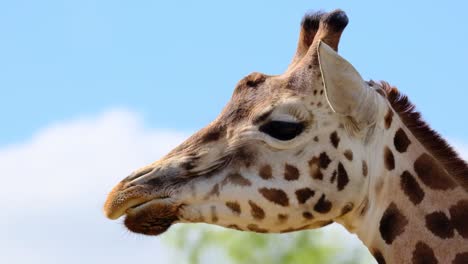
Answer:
[337,108,468,264]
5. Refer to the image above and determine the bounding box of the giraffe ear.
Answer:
[317,41,379,128]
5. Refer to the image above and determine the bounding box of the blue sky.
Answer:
[1,0,467,146]
[1,1,467,264]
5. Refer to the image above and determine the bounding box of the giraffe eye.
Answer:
[259,121,305,141]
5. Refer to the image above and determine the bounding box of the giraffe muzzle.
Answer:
[103,178,183,235]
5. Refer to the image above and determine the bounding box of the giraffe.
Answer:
[103,10,468,263]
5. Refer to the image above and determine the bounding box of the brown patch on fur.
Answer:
[384,146,395,171]
[373,249,386,264]
[259,188,289,207]
[207,184,220,198]
[394,128,411,153]
[340,203,354,216]
[384,108,394,129]
[412,241,438,264]
[226,172,252,187]
[210,206,218,223]
[200,126,225,143]
[319,152,331,168]
[277,214,289,224]
[452,252,468,264]
[337,162,349,191]
[362,160,368,177]
[313,136,319,142]
[449,199,468,238]
[330,170,337,183]
[314,194,332,213]
[259,165,272,180]
[381,82,468,191]
[400,171,425,205]
[379,202,408,244]
[330,131,340,148]
[226,201,241,215]
[295,188,315,204]
[284,164,300,181]
[425,211,454,239]
[308,156,323,180]
[414,153,457,190]
[344,150,353,161]
[302,211,314,219]
[359,197,369,216]
[248,200,265,220]
[247,224,268,233]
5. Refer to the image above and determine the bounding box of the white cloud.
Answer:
[0,109,186,208]
[0,109,187,264]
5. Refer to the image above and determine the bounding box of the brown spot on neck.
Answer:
[344,150,353,161]
[381,82,468,191]
[384,146,395,171]
[384,108,394,129]
[372,249,386,264]
[449,199,468,239]
[425,211,454,239]
[379,202,408,244]
[337,162,349,191]
[330,170,337,183]
[362,160,368,177]
[400,171,425,205]
[412,241,438,264]
[394,128,411,153]
[414,153,457,190]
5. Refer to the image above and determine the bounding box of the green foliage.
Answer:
[164,224,375,264]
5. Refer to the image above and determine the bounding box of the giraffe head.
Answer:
[104,10,386,235]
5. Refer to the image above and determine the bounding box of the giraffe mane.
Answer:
[379,81,468,192]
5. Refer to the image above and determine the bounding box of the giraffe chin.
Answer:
[123,199,179,236]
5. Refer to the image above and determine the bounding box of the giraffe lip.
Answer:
[123,198,180,236]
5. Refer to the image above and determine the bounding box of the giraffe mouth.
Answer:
[123,198,181,236]
[103,182,182,236]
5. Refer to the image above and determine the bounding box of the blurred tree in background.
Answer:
[165,224,376,264]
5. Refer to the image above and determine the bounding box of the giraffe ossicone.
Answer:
[104,9,468,264]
